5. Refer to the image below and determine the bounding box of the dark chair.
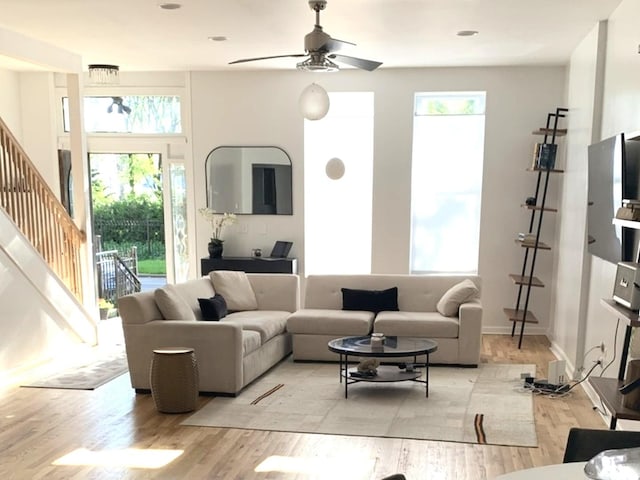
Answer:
[563,427,640,463]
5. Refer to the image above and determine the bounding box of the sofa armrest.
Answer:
[457,299,483,365]
[123,320,244,394]
[247,274,300,312]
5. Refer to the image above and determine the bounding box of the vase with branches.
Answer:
[198,208,237,258]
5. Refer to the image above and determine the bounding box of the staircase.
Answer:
[0,115,99,378]
[0,115,85,301]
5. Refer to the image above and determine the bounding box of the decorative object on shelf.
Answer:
[517,232,537,244]
[208,240,223,258]
[525,196,536,206]
[613,261,640,311]
[370,332,385,348]
[616,200,640,221]
[198,207,237,258]
[88,64,120,85]
[252,248,262,258]
[356,357,379,375]
[325,157,345,180]
[299,82,330,120]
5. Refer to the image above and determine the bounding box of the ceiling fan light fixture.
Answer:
[299,83,330,120]
[326,157,345,180]
[296,55,339,72]
[88,64,120,85]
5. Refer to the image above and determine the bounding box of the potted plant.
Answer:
[198,208,237,258]
[98,298,114,320]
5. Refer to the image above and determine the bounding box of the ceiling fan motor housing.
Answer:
[305,27,332,53]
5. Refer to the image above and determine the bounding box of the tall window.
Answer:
[304,92,374,275]
[410,92,486,274]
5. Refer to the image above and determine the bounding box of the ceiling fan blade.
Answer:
[229,54,307,65]
[322,37,356,53]
[328,54,382,71]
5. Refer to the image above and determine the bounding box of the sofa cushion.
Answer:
[210,270,258,312]
[223,310,289,343]
[198,294,228,321]
[287,309,374,336]
[374,311,459,338]
[242,330,262,355]
[436,279,479,317]
[154,285,196,320]
[341,287,399,313]
[170,277,217,320]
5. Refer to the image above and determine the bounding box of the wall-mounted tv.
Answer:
[587,133,640,264]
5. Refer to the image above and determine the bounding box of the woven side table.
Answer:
[150,348,199,413]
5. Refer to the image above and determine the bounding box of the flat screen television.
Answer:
[587,133,640,263]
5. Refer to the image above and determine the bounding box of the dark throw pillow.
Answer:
[341,287,399,314]
[198,294,228,321]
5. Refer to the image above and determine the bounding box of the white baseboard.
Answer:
[482,326,548,335]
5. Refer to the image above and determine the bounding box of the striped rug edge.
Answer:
[251,384,284,405]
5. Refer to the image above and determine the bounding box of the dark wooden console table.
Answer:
[589,298,640,429]
[201,257,297,275]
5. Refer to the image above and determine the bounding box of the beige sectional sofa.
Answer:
[286,274,482,365]
[118,272,298,395]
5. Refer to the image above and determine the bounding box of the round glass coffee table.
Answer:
[327,336,438,398]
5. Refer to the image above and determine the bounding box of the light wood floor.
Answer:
[0,334,606,480]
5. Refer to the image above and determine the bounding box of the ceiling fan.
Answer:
[229,0,382,72]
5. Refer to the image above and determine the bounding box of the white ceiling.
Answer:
[0,0,624,72]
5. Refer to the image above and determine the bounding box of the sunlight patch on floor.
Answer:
[255,455,376,477]
[53,448,183,469]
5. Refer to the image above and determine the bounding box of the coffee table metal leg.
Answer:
[345,354,349,398]
[425,353,430,397]
[339,353,343,384]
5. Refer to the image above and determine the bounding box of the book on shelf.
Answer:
[532,142,558,170]
[538,143,557,169]
[532,143,541,169]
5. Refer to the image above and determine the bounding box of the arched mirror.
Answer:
[205,146,293,215]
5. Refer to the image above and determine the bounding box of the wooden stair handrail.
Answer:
[0,115,86,301]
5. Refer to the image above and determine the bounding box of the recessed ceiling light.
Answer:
[159,3,182,10]
[457,30,479,37]
[208,36,228,42]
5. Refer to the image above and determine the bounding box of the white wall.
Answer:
[551,0,640,406]
[19,72,60,197]
[0,67,23,140]
[191,66,566,333]
[550,23,604,375]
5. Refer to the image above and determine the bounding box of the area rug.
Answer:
[182,359,537,447]
[21,348,128,390]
